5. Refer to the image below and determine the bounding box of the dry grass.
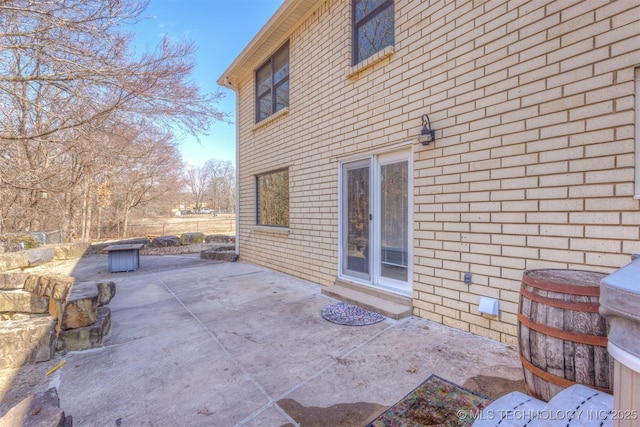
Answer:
[127,214,236,238]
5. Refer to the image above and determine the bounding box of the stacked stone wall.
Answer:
[0,244,115,369]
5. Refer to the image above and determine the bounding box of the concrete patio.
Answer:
[1,253,525,426]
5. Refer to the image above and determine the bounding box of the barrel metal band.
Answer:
[518,313,608,346]
[520,285,600,313]
[522,274,600,296]
[519,354,612,394]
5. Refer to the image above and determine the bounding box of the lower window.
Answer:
[256,168,289,227]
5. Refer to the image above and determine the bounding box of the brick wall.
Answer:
[232,0,640,345]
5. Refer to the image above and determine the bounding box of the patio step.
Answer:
[322,279,412,320]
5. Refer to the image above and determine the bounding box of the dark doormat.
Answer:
[321,301,386,326]
[366,375,493,426]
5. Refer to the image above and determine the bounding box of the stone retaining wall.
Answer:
[1,273,71,369]
[0,271,115,369]
[0,243,115,370]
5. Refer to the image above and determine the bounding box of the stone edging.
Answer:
[0,243,89,273]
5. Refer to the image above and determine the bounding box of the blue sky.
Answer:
[132,0,285,167]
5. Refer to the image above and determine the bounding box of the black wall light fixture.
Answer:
[418,114,436,145]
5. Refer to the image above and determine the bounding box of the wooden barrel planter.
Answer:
[518,269,613,402]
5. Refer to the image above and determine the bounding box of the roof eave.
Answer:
[217,0,321,89]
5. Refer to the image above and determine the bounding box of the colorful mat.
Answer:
[321,301,386,326]
[367,375,492,426]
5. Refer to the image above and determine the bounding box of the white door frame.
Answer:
[338,147,413,295]
[340,157,372,281]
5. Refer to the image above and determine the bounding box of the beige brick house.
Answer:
[218,0,640,346]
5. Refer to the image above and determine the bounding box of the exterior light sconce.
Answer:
[418,114,436,145]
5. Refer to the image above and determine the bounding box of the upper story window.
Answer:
[256,42,289,123]
[352,0,394,65]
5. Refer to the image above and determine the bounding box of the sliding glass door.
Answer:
[340,150,411,294]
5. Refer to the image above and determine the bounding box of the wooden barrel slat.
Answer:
[522,269,601,296]
[520,285,600,312]
[518,269,613,402]
[517,314,608,346]
[594,345,613,389]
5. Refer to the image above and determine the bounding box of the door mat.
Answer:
[367,375,493,426]
[321,301,386,326]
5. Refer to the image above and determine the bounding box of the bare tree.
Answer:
[0,0,229,240]
[0,0,227,142]
[104,123,183,238]
[204,159,235,214]
[184,165,209,213]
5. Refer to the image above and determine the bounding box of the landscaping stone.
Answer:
[96,281,116,306]
[25,247,55,267]
[0,245,86,274]
[23,275,74,301]
[0,387,72,427]
[52,279,74,302]
[205,234,235,244]
[179,232,206,244]
[57,307,111,353]
[61,289,98,330]
[23,275,46,295]
[200,244,236,261]
[0,290,49,314]
[53,243,89,260]
[151,235,180,247]
[118,237,150,247]
[0,252,29,271]
[0,272,29,290]
[0,316,57,369]
[5,313,49,321]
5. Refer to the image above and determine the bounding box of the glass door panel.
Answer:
[342,161,370,280]
[379,160,408,283]
[340,150,410,294]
